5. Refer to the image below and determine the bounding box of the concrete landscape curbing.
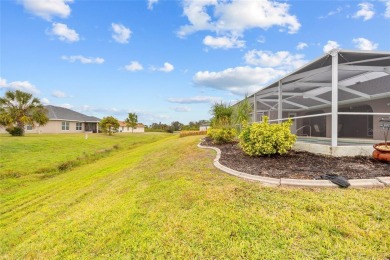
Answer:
[376,177,390,186]
[198,142,389,189]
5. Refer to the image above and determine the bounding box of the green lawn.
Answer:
[1,133,389,258]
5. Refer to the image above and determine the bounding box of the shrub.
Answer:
[6,126,24,136]
[179,130,207,137]
[207,128,237,144]
[239,116,296,156]
[166,127,174,133]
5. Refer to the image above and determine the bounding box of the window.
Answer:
[26,125,33,131]
[76,122,82,131]
[62,121,69,131]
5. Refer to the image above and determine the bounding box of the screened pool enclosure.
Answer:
[235,49,390,147]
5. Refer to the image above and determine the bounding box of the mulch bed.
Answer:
[201,138,390,180]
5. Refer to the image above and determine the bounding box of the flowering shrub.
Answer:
[179,130,207,137]
[239,116,296,156]
[207,128,237,144]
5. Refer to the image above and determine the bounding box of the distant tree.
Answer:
[149,122,169,131]
[171,121,183,131]
[0,90,48,136]
[99,116,119,135]
[125,113,138,133]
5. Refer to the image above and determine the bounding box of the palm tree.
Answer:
[0,90,49,136]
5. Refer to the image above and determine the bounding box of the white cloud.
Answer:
[0,77,39,94]
[170,106,191,112]
[381,0,390,18]
[193,66,286,95]
[152,62,174,72]
[49,23,79,42]
[323,40,340,53]
[41,98,50,105]
[147,0,159,10]
[111,23,131,44]
[52,90,69,98]
[353,37,378,50]
[296,42,308,50]
[0,77,6,87]
[59,103,73,109]
[61,55,104,64]
[167,96,222,104]
[353,2,375,21]
[178,0,301,38]
[203,35,245,49]
[319,6,343,19]
[244,50,307,70]
[124,61,144,72]
[21,0,73,21]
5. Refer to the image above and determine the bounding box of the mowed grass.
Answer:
[1,134,389,258]
[0,133,168,176]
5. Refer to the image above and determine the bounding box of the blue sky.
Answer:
[1,0,389,125]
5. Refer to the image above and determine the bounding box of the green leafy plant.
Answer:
[125,113,138,133]
[210,102,234,128]
[239,116,296,156]
[99,116,120,135]
[0,90,48,136]
[5,126,24,136]
[207,128,237,144]
[233,95,251,126]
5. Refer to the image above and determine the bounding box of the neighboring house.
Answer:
[118,121,145,133]
[0,105,100,134]
[199,124,211,131]
[234,49,390,145]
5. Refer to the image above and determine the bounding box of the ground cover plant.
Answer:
[1,134,389,258]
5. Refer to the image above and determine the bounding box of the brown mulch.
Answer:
[201,138,390,180]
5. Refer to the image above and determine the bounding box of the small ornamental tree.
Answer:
[0,90,49,136]
[210,102,234,128]
[239,116,296,156]
[99,116,119,135]
[125,113,138,133]
[233,95,251,126]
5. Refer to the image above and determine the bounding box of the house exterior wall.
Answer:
[0,120,99,134]
[199,126,210,131]
[27,121,90,134]
[119,126,145,133]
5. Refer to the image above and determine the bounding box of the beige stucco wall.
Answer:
[27,121,87,134]
[0,120,97,134]
[118,126,145,133]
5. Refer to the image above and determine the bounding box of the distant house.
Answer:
[199,124,211,131]
[0,105,100,134]
[118,121,145,133]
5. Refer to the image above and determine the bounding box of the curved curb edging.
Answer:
[198,143,388,188]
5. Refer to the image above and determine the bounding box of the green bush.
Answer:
[6,126,24,136]
[239,116,296,156]
[207,128,237,144]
